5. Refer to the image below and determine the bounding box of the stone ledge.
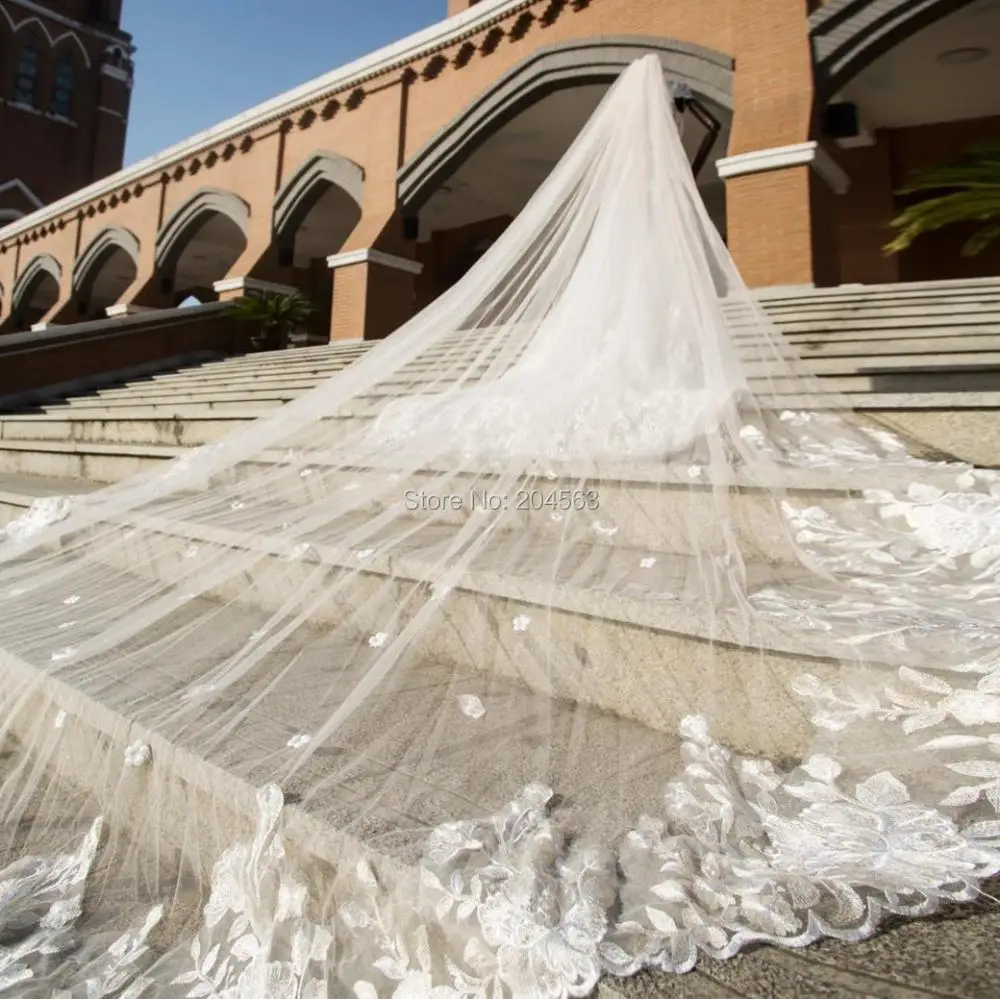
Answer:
[716,141,850,195]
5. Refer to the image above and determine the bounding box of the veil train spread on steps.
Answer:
[2,54,1000,998]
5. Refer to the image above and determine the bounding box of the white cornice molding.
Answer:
[212,276,300,296]
[0,179,44,210]
[327,248,424,275]
[0,0,530,242]
[716,141,851,195]
[101,63,132,85]
[6,0,132,48]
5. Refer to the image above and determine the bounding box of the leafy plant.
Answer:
[228,291,316,351]
[885,138,1000,258]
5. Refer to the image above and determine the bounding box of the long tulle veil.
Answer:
[2,54,1000,997]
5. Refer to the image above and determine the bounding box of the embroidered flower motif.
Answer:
[124,741,152,768]
[767,769,988,894]
[458,695,486,720]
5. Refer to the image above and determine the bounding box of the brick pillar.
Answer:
[327,251,421,341]
[722,0,844,288]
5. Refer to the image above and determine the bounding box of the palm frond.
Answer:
[228,291,316,348]
[885,137,1000,257]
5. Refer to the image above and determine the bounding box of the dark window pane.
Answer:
[51,58,75,118]
[13,45,40,106]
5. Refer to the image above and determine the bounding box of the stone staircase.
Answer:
[2,276,1000,997]
[0,276,997,491]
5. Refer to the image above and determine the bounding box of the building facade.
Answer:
[0,0,997,339]
[0,0,133,225]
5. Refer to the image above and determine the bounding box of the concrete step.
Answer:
[0,436,896,558]
[144,362,371,387]
[4,382,1000,479]
[0,439,186,480]
[762,292,1000,313]
[767,316,1000,336]
[2,472,998,998]
[2,482,866,759]
[148,351,372,379]
[87,379,331,402]
[0,565,697,961]
[754,275,1000,302]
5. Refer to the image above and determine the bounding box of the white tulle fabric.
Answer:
[2,55,1000,998]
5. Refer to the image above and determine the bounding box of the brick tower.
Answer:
[0,0,134,224]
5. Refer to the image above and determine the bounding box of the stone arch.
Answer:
[398,36,733,214]
[12,252,61,310]
[155,187,250,275]
[72,226,140,313]
[273,151,364,242]
[810,0,984,100]
[73,226,140,293]
[10,252,61,327]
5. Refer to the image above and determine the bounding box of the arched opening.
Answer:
[72,227,139,317]
[398,39,732,309]
[155,188,249,305]
[10,254,61,330]
[817,0,1000,282]
[272,152,364,338]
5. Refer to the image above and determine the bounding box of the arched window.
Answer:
[13,42,40,107]
[51,54,75,118]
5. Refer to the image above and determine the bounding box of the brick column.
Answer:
[326,250,422,341]
[721,0,848,288]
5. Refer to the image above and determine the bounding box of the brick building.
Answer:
[0,0,997,338]
[0,0,133,226]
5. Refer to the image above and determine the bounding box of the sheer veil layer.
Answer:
[1,54,999,998]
